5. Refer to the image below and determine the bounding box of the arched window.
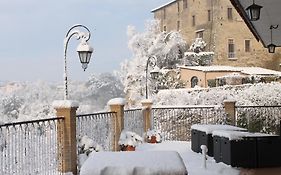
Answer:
[191,76,198,88]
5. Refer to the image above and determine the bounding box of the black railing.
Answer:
[124,108,144,136]
[76,112,117,151]
[152,106,227,141]
[0,117,64,175]
[236,105,281,134]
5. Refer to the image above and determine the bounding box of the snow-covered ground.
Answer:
[81,141,240,175]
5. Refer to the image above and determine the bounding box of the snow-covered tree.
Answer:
[0,73,124,123]
[184,38,214,66]
[120,20,188,106]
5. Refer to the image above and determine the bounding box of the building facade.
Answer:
[152,0,281,70]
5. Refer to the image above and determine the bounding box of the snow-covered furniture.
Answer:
[80,151,187,175]
[191,124,247,156]
[212,130,281,168]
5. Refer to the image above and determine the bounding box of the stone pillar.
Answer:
[141,99,153,133]
[108,98,125,151]
[53,100,79,175]
[224,100,236,126]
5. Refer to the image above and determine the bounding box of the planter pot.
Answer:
[121,145,136,151]
[148,136,157,144]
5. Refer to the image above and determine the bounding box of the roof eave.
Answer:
[230,0,267,47]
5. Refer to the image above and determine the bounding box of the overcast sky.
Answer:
[0,0,168,82]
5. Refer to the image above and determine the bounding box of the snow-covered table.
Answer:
[80,151,187,175]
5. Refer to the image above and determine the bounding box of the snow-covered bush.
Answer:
[118,130,143,149]
[184,38,214,66]
[145,129,163,143]
[78,135,103,167]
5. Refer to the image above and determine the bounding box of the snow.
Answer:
[80,151,187,175]
[140,99,153,104]
[212,130,275,140]
[191,124,247,134]
[52,100,79,108]
[107,98,126,106]
[151,0,177,12]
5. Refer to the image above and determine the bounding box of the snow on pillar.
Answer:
[108,98,126,151]
[224,100,236,126]
[53,100,79,175]
[141,99,153,133]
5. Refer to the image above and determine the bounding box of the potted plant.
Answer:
[145,129,163,144]
[118,131,143,151]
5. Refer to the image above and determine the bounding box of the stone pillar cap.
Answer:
[141,99,153,104]
[52,100,79,109]
[223,99,236,103]
[107,98,126,106]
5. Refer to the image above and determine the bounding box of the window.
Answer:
[192,15,196,26]
[196,31,203,38]
[227,8,233,20]
[183,0,188,9]
[208,10,211,21]
[245,40,251,52]
[228,39,235,58]
[163,8,166,19]
[177,21,180,31]
[163,26,167,32]
[191,76,198,88]
[177,1,180,13]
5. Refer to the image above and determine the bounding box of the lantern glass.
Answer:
[267,44,276,53]
[246,3,262,21]
[150,66,160,79]
[77,41,93,71]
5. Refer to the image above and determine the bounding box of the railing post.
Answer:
[53,100,78,175]
[141,99,153,133]
[224,100,236,125]
[108,98,125,151]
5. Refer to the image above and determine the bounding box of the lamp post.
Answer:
[267,25,279,53]
[63,24,93,100]
[145,56,160,99]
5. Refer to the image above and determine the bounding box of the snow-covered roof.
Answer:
[179,66,281,76]
[240,67,281,76]
[151,0,177,12]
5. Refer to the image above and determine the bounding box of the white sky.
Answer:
[0,0,169,82]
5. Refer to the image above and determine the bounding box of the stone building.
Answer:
[151,0,281,70]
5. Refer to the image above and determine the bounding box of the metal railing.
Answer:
[0,117,64,175]
[76,112,117,151]
[151,106,227,141]
[124,108,144,136]
[236,105,281,134]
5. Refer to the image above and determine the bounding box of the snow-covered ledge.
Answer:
[107,98,126,106]
[223,99,236,103]
[141,99,153,104]
[52,100,79,109]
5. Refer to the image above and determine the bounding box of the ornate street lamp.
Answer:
[267,25,279,53]
[246,0,263,21]
[145,56,160,99]
[64,24,93,100]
